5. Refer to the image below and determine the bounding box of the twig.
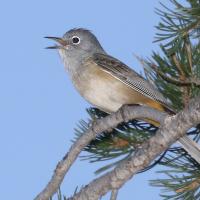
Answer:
[150,64,200,86]
[110,189,118,200]
[68,97,200,200]
[185,37,193,73]
[172,54,185,78]
[172,54,192,106]
[133,54,200,87]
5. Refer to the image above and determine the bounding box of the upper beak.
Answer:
[44,36,68,49]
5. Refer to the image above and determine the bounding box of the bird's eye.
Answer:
[72,36,80,44]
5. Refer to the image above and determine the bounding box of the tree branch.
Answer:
[110,189,118,200]
[67,97,200,200]
[150,63,200,87]
[34,105,166,200]
[133,54,200,87]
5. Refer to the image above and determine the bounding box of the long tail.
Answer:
[145,105,200,163]
[130,102,200,163]
[178,136,200,163]
[160,105,200,163]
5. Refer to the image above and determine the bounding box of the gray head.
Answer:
[45,28,105,74]
[45,28,105,58]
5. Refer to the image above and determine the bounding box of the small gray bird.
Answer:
[46,28,200,163]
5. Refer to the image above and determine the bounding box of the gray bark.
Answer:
[34,97,200,200]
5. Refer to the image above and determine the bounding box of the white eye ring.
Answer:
[72,36,80,44]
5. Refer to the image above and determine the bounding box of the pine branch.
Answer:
[77,108,156,162]
[34,105,167,200]
[152,64,200,86]
[150,150,200,199]
[68,97,200,200]
[155,0,200,49]
[110,189,118,200]
[145,0,200,197]
[136,55,200,87]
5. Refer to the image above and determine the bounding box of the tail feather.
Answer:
[178,136,200,163]
[160,105,200,163]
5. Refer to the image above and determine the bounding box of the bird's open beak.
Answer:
[44,36,68,49]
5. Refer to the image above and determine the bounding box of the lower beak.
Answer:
[45,36,68,49]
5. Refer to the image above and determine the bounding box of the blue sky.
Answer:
[0,0,170,199]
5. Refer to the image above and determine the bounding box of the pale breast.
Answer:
[72,63,152,113]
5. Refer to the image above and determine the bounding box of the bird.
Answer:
[45,28,200,163]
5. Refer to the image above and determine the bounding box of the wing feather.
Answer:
[88,53,171,109]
